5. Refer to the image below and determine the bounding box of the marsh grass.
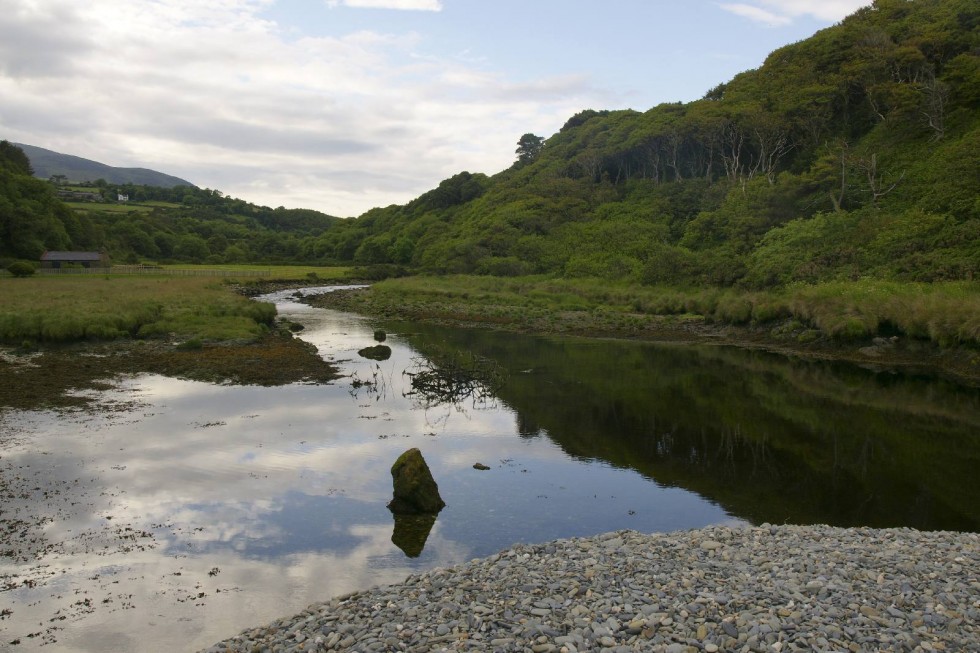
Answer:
[161,264,352,281]
[0,276,276,344]
[365,276,980,348]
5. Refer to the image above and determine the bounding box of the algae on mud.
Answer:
[0,332,339,411]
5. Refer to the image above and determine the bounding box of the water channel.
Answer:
[1,286,978,651]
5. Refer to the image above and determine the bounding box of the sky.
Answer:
[0,0,871,217]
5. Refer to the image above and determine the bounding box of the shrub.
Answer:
[7,261,35,277]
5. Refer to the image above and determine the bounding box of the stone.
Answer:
[358,344,392,361]
[473,462,491,470]
[387,448,446,514]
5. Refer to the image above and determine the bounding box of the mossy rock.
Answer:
[358,344,392,361]
[387,448,445,514]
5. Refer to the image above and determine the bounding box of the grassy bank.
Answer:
[305,275,980,382]
[0,265,357,345]
[0,273,346,407]
[0,275,277,345]
[159,264,352,280]
[321,276,980,347]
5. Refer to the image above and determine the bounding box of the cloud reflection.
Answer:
[0,298,737,652]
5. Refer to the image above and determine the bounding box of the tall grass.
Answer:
[161,264,352,280]
[0,276,277,344]
[366,276,980,348]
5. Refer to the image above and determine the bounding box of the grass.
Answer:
[0,276,277,345]
[159,264,352,280]
[356,275,980,349]
[65,201,153,213]
[140,201,182,208]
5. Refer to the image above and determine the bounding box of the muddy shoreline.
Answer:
[0,330,339,412]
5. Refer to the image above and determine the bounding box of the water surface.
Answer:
[1,286,977,651]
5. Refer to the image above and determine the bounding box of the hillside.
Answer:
[2,0,978,285]
[14,142,195,188]
[0,141,341,264]
[303,0,979,288]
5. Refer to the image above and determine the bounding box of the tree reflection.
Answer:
[402,352,505,410]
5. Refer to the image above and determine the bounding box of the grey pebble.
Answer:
[200,525,980,653]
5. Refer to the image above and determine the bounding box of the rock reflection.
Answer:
[390,512,438,558]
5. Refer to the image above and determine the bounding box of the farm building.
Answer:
[40,251,110,269]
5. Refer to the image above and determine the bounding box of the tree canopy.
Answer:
[3,0,977,286]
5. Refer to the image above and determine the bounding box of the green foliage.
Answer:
[350,275,980,350]
[296,0,979,288]
[2,1,976,289]
[0,140,33,175]
[0,277,278,344]
[6,261,35,277]
[515,133,545,165]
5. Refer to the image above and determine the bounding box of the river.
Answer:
[1,286,977,651]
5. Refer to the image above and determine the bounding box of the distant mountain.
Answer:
[14,143,195,188]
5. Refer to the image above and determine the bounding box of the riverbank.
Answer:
[301,280,980,386]
[202,524,978,652]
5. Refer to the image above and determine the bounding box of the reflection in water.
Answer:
[390,321,980,531]
[0,285,977,652]
[390,512,438,558]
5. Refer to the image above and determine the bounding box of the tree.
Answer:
[515,133,544,165]
[0,141,33,176]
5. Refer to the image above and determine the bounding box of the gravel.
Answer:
[201,524,979,652]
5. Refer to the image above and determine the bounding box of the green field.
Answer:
[158,264,352,280]
[0,275,276,344]
[140,200,183,208]
[65,201,154,213]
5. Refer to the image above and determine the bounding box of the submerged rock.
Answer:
[387,448,445,514]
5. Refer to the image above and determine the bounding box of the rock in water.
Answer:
[358,344,392,361]
[387,448,446,514]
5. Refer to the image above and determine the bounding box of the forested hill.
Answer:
[0,141,341,264]
[2,0,977,281]
[306,0,979,287]
[15,143,195,188]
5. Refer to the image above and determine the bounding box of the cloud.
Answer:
[0,2,94,76]
[718,4,790,27]
[0,0,593,216]
[327,0,443,10]
[719,0,869,26]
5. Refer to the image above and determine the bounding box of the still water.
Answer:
[1,287,977,651]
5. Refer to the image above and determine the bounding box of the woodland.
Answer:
[2,0,978,289]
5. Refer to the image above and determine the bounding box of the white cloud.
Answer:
[720,0,869,26]
[718,4,790,27]
[0,0,592,216]
[327,0,443,10]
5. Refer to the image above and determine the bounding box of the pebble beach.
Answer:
[202,525,979,653]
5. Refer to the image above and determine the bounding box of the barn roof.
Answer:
[40,251,104,262]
